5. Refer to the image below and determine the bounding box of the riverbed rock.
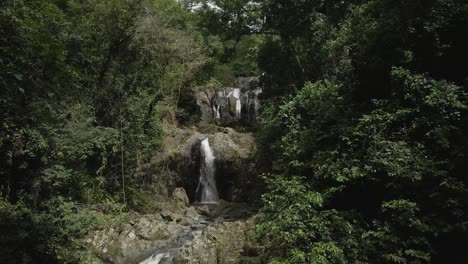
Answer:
[173,217,257,264]
[87,213,192,264]
[89,223,160,264]
[178,217,195,226]
[161,210,183,222]
[184,206,200,220]
[87,202,258,264]
[134,217,170,241]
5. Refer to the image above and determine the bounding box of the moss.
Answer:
[107,244,120,260]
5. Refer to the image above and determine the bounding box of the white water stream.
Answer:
[140,252,172,264]
[195,138,219,203]
[233,88,241,119]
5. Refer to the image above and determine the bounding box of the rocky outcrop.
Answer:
[159,124,259,203]
[87,215,176,264]
[195,77,262,126]
[173,218,256,264]
[172,188,190,209]
[87,195,258,264]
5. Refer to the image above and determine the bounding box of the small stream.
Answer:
[139,228,200,264]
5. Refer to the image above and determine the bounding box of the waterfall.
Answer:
[212,104,220,119]
[233,88,241,119]
[195,138,219,203]
[215,105,220,119]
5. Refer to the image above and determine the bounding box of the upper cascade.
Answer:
[196,77,262,126]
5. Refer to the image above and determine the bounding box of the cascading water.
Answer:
[195,138,219,203]
[204,85,263,124]
[140,253,173,264]
[215,105,220,119]
[233,88,241,119]
[212,104,220,119]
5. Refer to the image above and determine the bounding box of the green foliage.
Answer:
[257,175,361,263]
[43,198,126,263]
[257,80,346,173]
[194,0,261,80]
[0,0,213,262]
[258,63,468,262]
[2,0,468,263]
[0,197,46,264]
[256,1,468,261]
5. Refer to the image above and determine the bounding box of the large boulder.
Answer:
[172,188,190,208]
[173,218,257,264]
[209,130,259,202]
[195,90,217,123]
[87,215,175,264]
[134,218,170,240]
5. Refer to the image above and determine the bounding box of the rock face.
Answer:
[160,125,259,203]
[154,76,263,204]
[195,77,262,126]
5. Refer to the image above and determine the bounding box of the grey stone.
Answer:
[172,187,190,208]
[178,217,194,226]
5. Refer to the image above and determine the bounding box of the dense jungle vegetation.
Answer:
[1,0,468,263]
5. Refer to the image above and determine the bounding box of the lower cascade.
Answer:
[140,252,173,264]
[195,138,219,203]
